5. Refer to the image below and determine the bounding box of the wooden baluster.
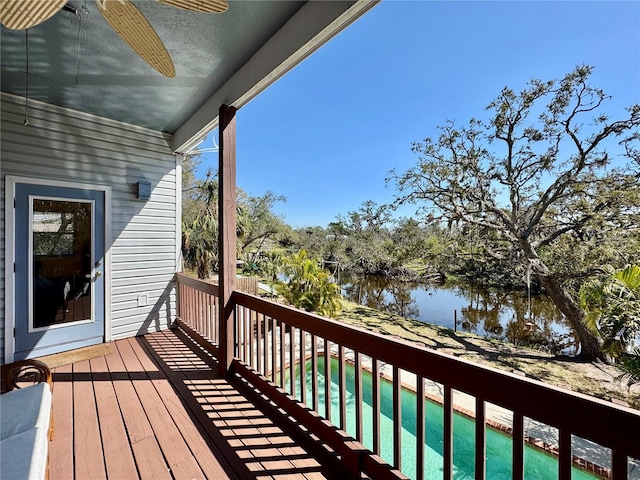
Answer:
[324,339,331,421]
[193,287,197,330]
[213,293,217,343]
[200,288,203,331]
[393,365,402,470]
[245,307,250,363]
[231,299,236,353]
[194,288,199,331]
[190,289,194,333]
[187,286,192,328]
[212,295,217,344]
[205,291,210,341]
[230,301,236,357]
[198,290,203,337]
[558,429,572,480]
[264,316,270,378]
[197,289,202,333]
[183,285,188,326]
[256,312,262,373]
[205,291,210,338]
[416,376,425,480]
[311,334,318,412]
[205,291,209,338]
[188,285,192,327]
[187,284,191,326]
[203,290,207,336]
[193,288,197,330]
[339,345,346,431]
[204,291,209,337]
[177,282,181,319]
[475,397,486,480]
[186,286,192,328]
[271,316,277,382]
[215,294,219,344]
[235,305,242,361]
[512,412,524,480]
[289,325,296,397]
[444,385,453,480]
[239,306,245,361]
[215,296,220,344]
[279,320,285,388]
[201,290,205,337]
[372,357,380,455]
[249,309,255,369]
[188,285,192,325]
[202,290,207,340]
[354,352,363,442]
[300,329,307,405]
[193,287,197,329]
[611,450,628,480]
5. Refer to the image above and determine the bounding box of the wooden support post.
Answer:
[218,104,237,377]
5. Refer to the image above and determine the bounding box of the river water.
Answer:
[340,276,579,355]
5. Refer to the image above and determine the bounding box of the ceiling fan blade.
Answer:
[0,0,67,30]
[157,0,228,14]
[96,0,176,78]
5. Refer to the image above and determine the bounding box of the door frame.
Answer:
[4,176,112,363]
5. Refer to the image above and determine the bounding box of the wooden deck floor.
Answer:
[48,328,345,480]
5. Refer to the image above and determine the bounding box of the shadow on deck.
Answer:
[48,328,348,480]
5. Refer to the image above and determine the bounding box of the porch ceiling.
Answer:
[0,0,374,151]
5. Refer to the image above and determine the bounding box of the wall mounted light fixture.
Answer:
[137,180,151,200]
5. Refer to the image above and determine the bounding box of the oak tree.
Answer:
[388,66,640,359]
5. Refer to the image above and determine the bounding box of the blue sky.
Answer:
[196,0,640,228]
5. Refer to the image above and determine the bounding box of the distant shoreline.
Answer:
[336,298,639,410]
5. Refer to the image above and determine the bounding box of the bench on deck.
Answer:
[1,360,54,480]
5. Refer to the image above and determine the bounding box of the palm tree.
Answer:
[182,176,250,279]
[277,250,342,318]
[580,264,640,386]
[182,178,219,278]
[253,251,283,282]
[183,215,218,279]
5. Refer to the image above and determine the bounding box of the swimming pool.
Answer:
[290,357,598,480]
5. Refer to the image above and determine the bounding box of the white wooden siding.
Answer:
[1,93,180,361]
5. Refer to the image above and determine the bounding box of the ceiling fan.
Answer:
[0,0,228,77]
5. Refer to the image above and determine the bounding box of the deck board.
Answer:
[89,354,138,480]
[140,331,256,479]
[72,359,106,480]
[116,338,205,480]
[49,363,74,480]
[127,336,232,479]
[48,328,340,480]
[103,339,172,480]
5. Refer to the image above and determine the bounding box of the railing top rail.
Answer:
[176,272,220,297]
[232,290,640,458]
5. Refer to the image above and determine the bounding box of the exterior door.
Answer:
[14,183,105,360]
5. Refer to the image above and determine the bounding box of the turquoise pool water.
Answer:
[288,357,597,480]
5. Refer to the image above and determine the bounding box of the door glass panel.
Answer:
[32,199,92,328]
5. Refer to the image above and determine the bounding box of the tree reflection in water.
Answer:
[340,276,579,355]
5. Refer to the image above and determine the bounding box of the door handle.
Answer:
[95,271,102,278]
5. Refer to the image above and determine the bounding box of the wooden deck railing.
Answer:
[177,274,640,480]
[176,273,221,357]
[174,274,257,356]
